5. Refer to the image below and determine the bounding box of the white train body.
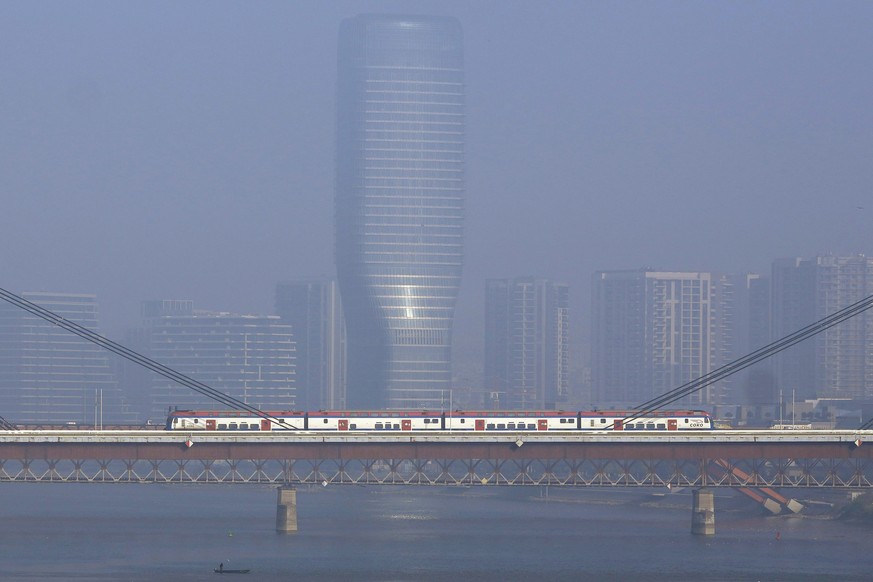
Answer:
[165,409,713,432]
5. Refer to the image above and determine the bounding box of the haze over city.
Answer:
[4,5,873,579]
[2,0,871,369]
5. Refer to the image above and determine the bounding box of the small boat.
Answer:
[214,565,250,574]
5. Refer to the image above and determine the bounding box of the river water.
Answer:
[0,483,870,581]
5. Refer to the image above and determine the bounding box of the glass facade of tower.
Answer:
[336,15,465,409]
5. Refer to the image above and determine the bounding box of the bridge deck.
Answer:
[1,430,870,487]
[0,429,868,444]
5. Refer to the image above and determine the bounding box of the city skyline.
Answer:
[3,2,869,347]
[2,3,872,414]
[1,249,872,420]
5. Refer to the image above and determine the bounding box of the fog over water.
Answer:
[2,484,872,581]
[2,1,871,347]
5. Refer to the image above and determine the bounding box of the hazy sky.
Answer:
[2,1,871,344]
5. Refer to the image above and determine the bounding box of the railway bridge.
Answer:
[2,429,872,534]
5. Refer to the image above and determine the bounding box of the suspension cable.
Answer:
[619,292,873,429]
[0,288,299,430]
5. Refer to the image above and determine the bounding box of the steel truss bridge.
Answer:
[1,430,872,491]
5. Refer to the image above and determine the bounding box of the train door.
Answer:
[475,419,485,431]
[338,419,349,431]
[537,419,548,431]
[206,419,216,430]
[261,419,271,431]
[401,419,412,431]
[613,419,624,431]
[668,419,678,431]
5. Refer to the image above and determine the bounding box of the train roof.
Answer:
[168,409,711,418]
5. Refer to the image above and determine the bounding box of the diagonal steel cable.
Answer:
[0,287,299,430]
[619,293,873,429]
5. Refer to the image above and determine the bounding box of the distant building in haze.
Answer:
[484,278,570,409]
[275,280,346,410]
[335,14,465,409]
[133,300,296,419]
[591,270,740,408]
[0,292,133,424]
[771,254,873,400]
[732,273,775,406]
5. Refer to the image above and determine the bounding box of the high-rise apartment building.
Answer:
[732,273,776,405]
[0,292,131,424]
[591,270,738,407]
[275,280,346,410]
[335,14,465,409]
[484,278,569,409]
[771,255,873,400]
[136,300,296,419]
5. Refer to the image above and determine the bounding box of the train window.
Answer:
[487,423,495,430]
[350,424,357,430]
[460,419,465,424]
[323,419,329,424]
[657,423,666,430]
[527,424,535,430]
[193,419,199,424]
[684,418,689,423]
[432,418,438,423]
[229,423,238,430]
[393,424,400,430]
[508,423,516,429]
[375,423,383,429]
[497,423,506,430]
[601,418,607,424]
[218,424,227,430]
[424,418,431,424]
[646,423,655,430]
[250,424,259,430]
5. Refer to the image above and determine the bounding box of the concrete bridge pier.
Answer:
[691,488,715,535]
[276,486,298,533]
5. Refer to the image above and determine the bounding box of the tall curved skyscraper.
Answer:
[336,14,464,410]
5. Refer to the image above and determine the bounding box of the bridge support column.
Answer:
[276,486,298,533]
[691,488,715,536]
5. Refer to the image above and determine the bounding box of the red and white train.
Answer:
[165,409,713,432]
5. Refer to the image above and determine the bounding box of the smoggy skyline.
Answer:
[2,1,871,346]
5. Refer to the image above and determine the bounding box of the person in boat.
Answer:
[219,563,223,572]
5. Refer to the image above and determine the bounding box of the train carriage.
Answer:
[166,409,713,432]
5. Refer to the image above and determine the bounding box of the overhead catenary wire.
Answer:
[0,287,300,430]
[619,292,873,429]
